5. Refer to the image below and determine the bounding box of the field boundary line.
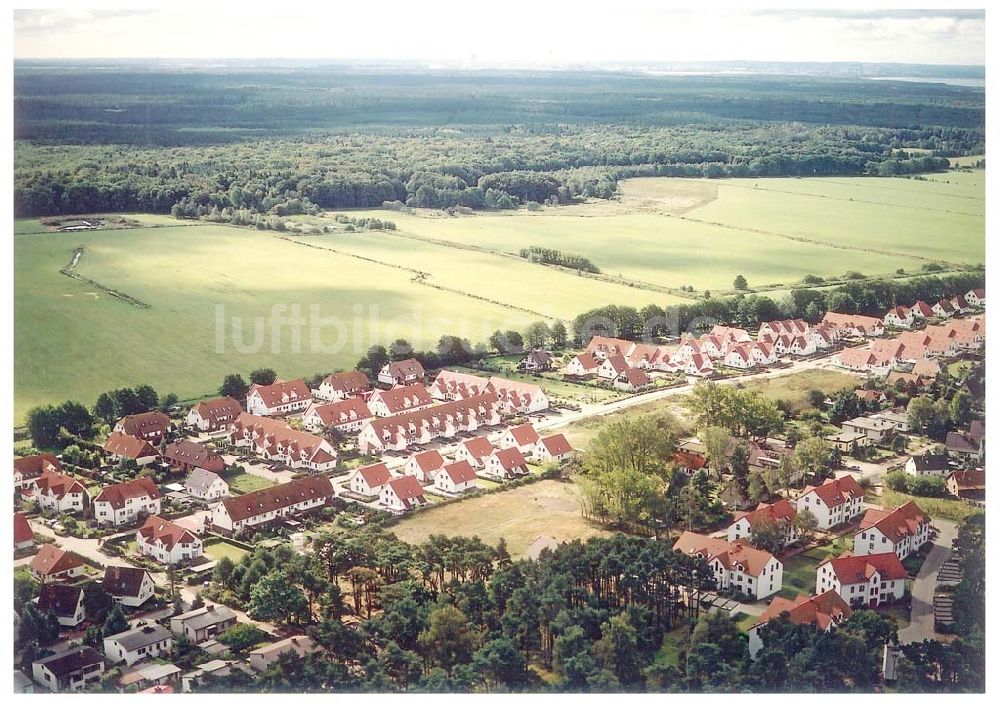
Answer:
[59,245,152,309]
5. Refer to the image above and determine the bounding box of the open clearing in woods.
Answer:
[14,172,983,421]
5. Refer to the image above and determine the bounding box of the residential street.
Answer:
[899,517,958,644]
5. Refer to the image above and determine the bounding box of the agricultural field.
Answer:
[13,171,984,422]
[388,478,608,556]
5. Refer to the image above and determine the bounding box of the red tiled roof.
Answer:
[307,398,373,427]
[733,498,797,527]
[35,469,87,499]
[602,354,630,375]
[911,300,935,317]
[800,476,865,509]
[493,446,528,470]
[321,370,370,396]
[948,469,985,491]
[540,434,573,457]
[571,352,599,371]
[620,367,651,387]
[248,379,312,408]
[507,424,540,447]
[220,476,334,523]
[370,384,434,414]
[673,450,707,470]
[14,453,60,479]
[441,460,477,484]
[382,358,425,380]
[672,531,776,577]
[431,370,492,399]
[385,475,426,505]
[355,463,391,488]
[364,394,499,447]
[586,336,633,357]
[30,544,84,576]
[410,449,445,473]
[859,501,928,544]
[163,439,225,472]
[462,435,496,460]
[104,431,160,460]
[189,397,243,428]
[137,515,198,551]
[103,566,152,598]
[753,589,852,631]
[231,413,335,465]
[116,410,172,438]
[822,312,883,331]
[818,552,908,584]
[14,513,33,546]
[95,476,161,509]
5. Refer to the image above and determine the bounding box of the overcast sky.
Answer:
[13,3,986,66]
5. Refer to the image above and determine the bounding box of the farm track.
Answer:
[59,245,152,309]
[275,235,552,319]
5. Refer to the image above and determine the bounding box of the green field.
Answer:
[13,172,984,421]
[203,537,250,563]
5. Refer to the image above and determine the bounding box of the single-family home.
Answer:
[944,420,984,462]
[946,469,985,500]
[32,646,105,693]
[484,446,530,481]
[368,384,435,417]
[825,430,869,454]
[33,469,89,514]
[883,306,914,329]
[103,624,174,666]
[585,335,632,361]
[723,343,755,369]
[302,397,372,433]
[454,437,494,469]
[246,379,312,416]
[380,475,428,512]
[672,531,783,600]
[500,423,541,454]
[872,409,909,433]
[163,439,226,474]
[964,288,985,308]
[932,299,955,319]
[378,358,426,386]
[810,325,838,350]
[597,353,630,381]
[213,476,335,535]
[563,352,600,379]
[14,453,60,490]
[949,295,969,313]
[904,453,951,478]
[682,352,715,377]
[748,590,851,660]
[672,449,707,475]
[14,512,35,551]
[795,476,865,530]
[93,477,162,527]
[403,449,446,483]
[315,370,371,401]
[29,545,86,583]
[181,660,236,693]
[910,300,935,319]
[170,605,238,643]
[614,367,652,392]
[518,350,554,372]
[726,499,799,547]
[434,460,478,494]
[114,411,173,443]
[137,516,204,565]
[816,552,908,607]
[103,566,156,608]
[103,432,160,467]
[349,463,392,496]
[229,413,338,471]
[357,394,501,454]
[247,636,321,672]
[184,467,230,501]
[36,584,86,627]
[184,397,244,433]
[854,502,930,559]
[841,416,895,444]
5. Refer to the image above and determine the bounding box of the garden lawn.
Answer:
[226,472,277,494]
[778,536,854,600]
[203,537,250,563]
[742,370,859,413]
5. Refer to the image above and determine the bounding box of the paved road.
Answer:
[899,518,958,644]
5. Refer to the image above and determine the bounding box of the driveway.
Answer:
[28,519,132,569]
[899,518,958,644]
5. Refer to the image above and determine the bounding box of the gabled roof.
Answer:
[522,349,554,366]
[602,353,631,375]
[37,584,84,618]
[887,305,911,319]
[14,453,60,479]
[33,647,104,677]
[185,467,228,495]
[230,413,335,464]
[248,635,320,661]
[733,498,797,527]
[354,462,391,488]
[94,476,161,509]
[461,436,496,460]
[586,335,633,358]
[409,449,445,473]
[115,410,172,438]
[858,502,928,544]
[672,531,777,577]
[570,352,599,371]
[320,370,371,395]
[137,515,198,551]
[34,469,87,499]
[163,439,226,472]
[219,476,334,523]
[492,446,528,470]
[441,460,477,484]
[818,552,908,584]
[800,476,865,509]
[306,398,373,427]
[248,379,312,408]
[362,394,499,447]
[30,544,84,576]
[103,566,153,598]
[911,300,935,316]
[14,513,34,546]
[174,604,237,629]
[672,450,707,470]
[752,589,852,631]
[369,384,434,414]
[688,352,713,371]
[385,475,426,506]
[507,423,540,447]
[948,469,985,491]
[381,358,425,380]
[822,311,883,331]
[620,367,651,387]
[189,397,243,426]
[103,431,160,460]
[540,434,573,457]
[107,624,173,652]
[908,453,949,472]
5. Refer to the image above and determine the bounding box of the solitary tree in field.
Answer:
[733,274,748,290]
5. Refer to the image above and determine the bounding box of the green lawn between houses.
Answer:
[877,488,983,524]
[778,536,854,600]
[202,537,250,563]
[226,472,277,495]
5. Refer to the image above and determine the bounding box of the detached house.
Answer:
[534,434,574,463]
[103,566,156,608]
[500,423,541,454]
[184,467,230,501]
[137,516,204,565]
[93,476,162,527]
[163,439,225,474]
[30,545,86,583]
[213,476,335,535]
[104,624,174,666]
[723,343,756,370]
[247,636,321,672]
[32,647,105,693]
[37,584,86,627]
[103,431,160,467]
[171,605,238,643]
[378,358,426,386]
[614,367,652,392]
[434,460,478,494]
[947,469,985,500]
[349,463,392,496]
[964,288,985,308]
[33,469,89,514]
[379,475,428,512]
[315,370,371,401]
[455,436,496,469]
[302,398,372,433]
[945,420,984,462]
[597,354,630,381]
[841,416,895,444]
[14,453,60,490]
[672,531,783,600]
[403,450,446,483]
[114,411,172,443]
[816,552,908,607]
[484,447,530,481]
[883,306,914,329]
[795,476,865,530]
[904,453,951,478]
[854,502,930,559]
[681,353,715,377]
[910,300,935,319]
[14,513,35,551]
[563,353,600,378]
[184,397,242,433]
[246,379,312,416]
[519,350,554,372]
[726,499,799,547]
[748,590,851,659]
[932,299,956,319]
[368,384,435,417]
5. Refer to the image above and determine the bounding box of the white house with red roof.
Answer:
[533,434,574,463]
[368,384,435,417]
[114,411,173,443]
[563,353,600,378]
[722,343,756,369]
[673,531,783,600]
[14,512,35,551]
[484,447,530,481]
[597,354,630,381]
[758,319,809,340]
[964,288,985,308]
[212,476,335,534]
[429,369,492,401]
[185,397,243,433]
[726,499,799,547]
[821,312,885,337]
[377,358,426,386]
[434,460,478,494]
[854,502,930,559]
[883,306,915,329]
[455,436,496,469]
[810,324,837,350]
[229,413,337,471]
[910,300,935,319]
[711,324,753,344]
[33,470,89,514]
[302,398,373,433]
[585,336,632,361]
[748,590,852,659]
[380,475,428,512]
[136,516,204,565]
[488,377,550,414]
[681,353,715,377]
[30,545,86,582]
[614,367,652,392]
[751,341,777,366]
[357,394,500,453]
[246,379,312,416]
[499,424,540,454]
[932,299,955,319]
[315,370,371,401]
[795,476,865,530]
[349,463,392,496]
[14,453,60,490]
[816,552,908,607]
[103,431,160,466]
[93,477,162,527]
[949,295,969,313]
[403,450,446,483]
[673,336,702,362]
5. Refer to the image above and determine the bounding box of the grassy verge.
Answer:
[877,488,982,524]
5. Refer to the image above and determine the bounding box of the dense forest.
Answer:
[13,63,984,217]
